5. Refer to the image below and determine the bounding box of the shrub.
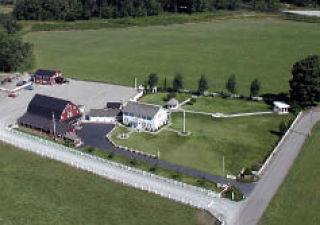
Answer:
[86,146,95,153]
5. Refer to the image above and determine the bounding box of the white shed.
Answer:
[273,101,290,114]
[167,98,179,109]
[89,109,121,123]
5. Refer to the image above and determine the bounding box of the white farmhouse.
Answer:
[122,101,168,131]
[273,101,290,114]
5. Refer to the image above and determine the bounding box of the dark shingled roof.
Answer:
[90,109,121,117]
[18,113,73,136]
[106,102,121,109]
[122,101,161,118]
[34,69,59,78]
[27,94,71,119]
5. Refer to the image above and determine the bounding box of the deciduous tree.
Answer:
[289,55,320,107]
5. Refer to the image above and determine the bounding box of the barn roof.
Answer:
[123,101,161,118]
[18,113,73,136]
[27,94,71,119]
[34,69,59,77]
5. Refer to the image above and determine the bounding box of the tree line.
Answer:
[13,0,320,21]
[0,14,34,72]
[145,72,261,97]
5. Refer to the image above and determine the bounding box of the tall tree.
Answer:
[172,72,183,92]
[289,55,320,107]
[148,72,158,88]
[163,76,167,91]
[198,74,208,94]
[226,74,237,94]
[250,79,261,97]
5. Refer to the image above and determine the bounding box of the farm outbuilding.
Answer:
[167,98,179,109]
[273,101,290,114]
[34,69,62,85]
[18,94,81,140]
[89,109,121,123]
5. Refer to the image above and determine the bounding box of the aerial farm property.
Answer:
[0,3,319,225]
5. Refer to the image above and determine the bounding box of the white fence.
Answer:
[5,128,220,200]
[131,91,144,101]
[257,111,303,176]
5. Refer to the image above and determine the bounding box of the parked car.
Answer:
[8,93,17,98]
[24,85,34,90]
[16,80,27,87]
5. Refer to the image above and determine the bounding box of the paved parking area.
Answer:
[32,79,139,112]
[0,79,139,125]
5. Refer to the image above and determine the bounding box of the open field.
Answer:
[0,142,215,225]
[259,123,320,225]
[112,113,291,177]
[183,96,271,114]
[25,18,320,95]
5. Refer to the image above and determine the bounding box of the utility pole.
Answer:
[52,112,56,140]
[134,77,137,89]
[222,155,225,176]
[183,110,186,133]
[310,107,313,136]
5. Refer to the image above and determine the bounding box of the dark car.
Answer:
[24,85,34,90]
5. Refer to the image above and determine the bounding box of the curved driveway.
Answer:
[77,123,255,196]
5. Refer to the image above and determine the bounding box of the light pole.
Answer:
[52,112,56,140]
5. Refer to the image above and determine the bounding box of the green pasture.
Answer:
[0,143,214,225]
[25,18,320,95]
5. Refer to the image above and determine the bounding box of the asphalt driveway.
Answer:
[77,123,115,150]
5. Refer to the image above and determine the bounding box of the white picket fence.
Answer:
[5,128,220,200]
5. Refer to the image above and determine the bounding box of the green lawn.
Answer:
[25,18,320,95]
[140,93,190,106]
[0,143,216,225]
[183,96,271,114]
[112,113,291,177]
[259,123,320,225]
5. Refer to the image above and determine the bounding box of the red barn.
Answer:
[34,69,62,85]
[18,94,81,140]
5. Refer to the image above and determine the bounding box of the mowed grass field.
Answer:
[25,18,320,95]
[183,96,271,114]
[0,143,215,225]
[259,123,320,225]
[112,113,290,176]
[140,92,190,105]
